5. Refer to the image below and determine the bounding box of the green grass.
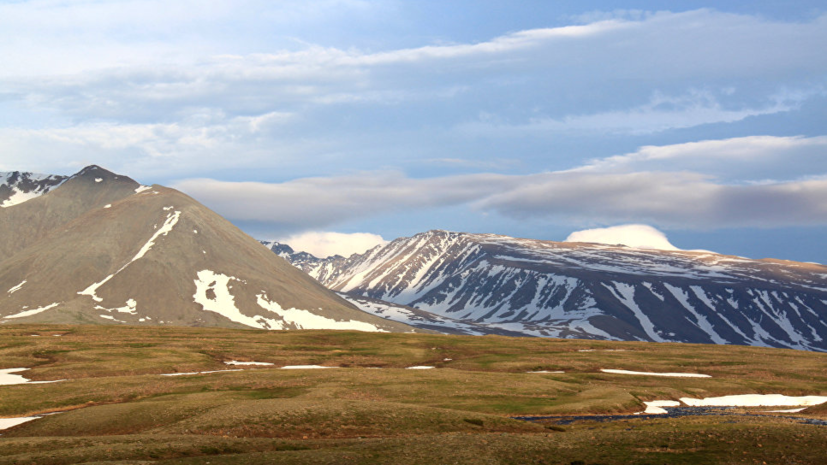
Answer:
[1,324,826,464]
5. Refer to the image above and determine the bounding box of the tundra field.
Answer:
[1,325,826,464]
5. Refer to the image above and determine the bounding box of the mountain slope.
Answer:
[0,166,413,333]
[0,171,67,208]
[0,166,139,261]
[271,230,827,351]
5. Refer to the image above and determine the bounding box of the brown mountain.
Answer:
[0,166,412,333]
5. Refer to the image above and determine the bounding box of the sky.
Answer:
[1,0,826,261]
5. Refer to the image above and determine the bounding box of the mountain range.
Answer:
[0,166,412,333]
[266,230,827,351]
[4,165,826,352]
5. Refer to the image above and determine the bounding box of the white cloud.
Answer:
[575,135,827,181]
[459,89,807,136]
[4,9,826,128]
[476,172,827,228]
[275,231,387,258]
[172,172,511,228]
[174,161,827,233]
[0,111,296,178]
[565,224,680,251]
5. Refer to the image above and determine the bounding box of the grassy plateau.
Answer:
[1,324,825,464]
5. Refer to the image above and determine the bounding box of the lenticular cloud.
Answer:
[564,224,680,251]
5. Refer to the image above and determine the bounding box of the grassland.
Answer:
[1,324,825,464]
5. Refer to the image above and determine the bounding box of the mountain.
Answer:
[270,230,827,351]
[0,171,67,208]
[0,166,413,333]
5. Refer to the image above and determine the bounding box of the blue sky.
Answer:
[1,1,826,261]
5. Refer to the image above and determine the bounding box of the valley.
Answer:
[1,325,826,464]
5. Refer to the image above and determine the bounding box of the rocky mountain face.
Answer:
[0,166,413,333]
[0,171,67,208]
[271,230,827,351]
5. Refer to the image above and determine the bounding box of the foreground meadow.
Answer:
[1,325,825,464]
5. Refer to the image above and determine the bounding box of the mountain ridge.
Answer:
[0,170,67,209]
[268,229,827,351]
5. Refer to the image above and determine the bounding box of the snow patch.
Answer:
[665,284,728,345]
[0,368,64,386]
[280,365,337,370]
[680,394,827,407]
[256,293,385,332]
[95,178,102,183]
[527,370,565,374]
[98,299,137,315]
[132,210,180,261]
[604,283,664,342]
[134,185,151,194]
[601,369,711,378]
[103,204,111,209]
[642,400,681,414]
[1,189,42,208]
[224,361,274,366]
[406,366,435,370]
[4,303,59,319]
[193,270,285,330]
[79,210,180,303]
[0,416,41,431]
[161,369,243,376]
[7,280,26,294]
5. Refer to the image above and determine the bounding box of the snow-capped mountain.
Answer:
[0,171,67,208]
[0,166,414,333]
[270,230,827,351]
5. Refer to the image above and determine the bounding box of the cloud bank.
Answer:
[173,135,827,235]
[565,225,680,251]
[275,231,387,258]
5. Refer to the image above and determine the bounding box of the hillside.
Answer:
[270,230,827,350]
[0,166,413,333]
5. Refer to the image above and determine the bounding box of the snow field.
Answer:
[0,368,64,386]
[224,361,274,366]
[160,369,243,376]
[640,394,827,415]
[281,365,337,370]
[0,416,40,432]
[642,400,681,414]
[601,369,711,378]
[680,394,827,408]
[4,303,60,319]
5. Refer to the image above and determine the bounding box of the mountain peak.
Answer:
[73,165,116,179]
